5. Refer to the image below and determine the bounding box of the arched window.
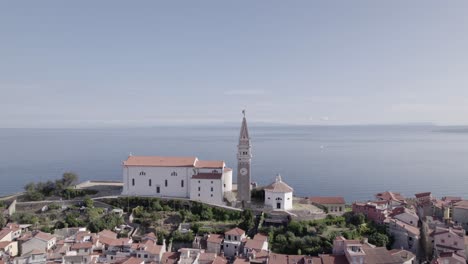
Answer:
[139,171,146,176]
[171,171,178,176]
[276,197,283,201]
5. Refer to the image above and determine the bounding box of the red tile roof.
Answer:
[0,241,13,249]
[194,160,224,169]
[161,252,179,264]
[206,234,224,244]
[192,173,222,180]
[376,191,405,202]
[415,192,431,198]
[122,257,145,264]
[454,200,468,209]
[244,239,266,251]
[309,196,345,205]
[253,234,268,242]
[124,156,197,167]
[71,242,93,250]
[264,180,293,193]
[225,227,245,236]
[98,230,118,239]
[0,229,11,240]
[34,231,55,241]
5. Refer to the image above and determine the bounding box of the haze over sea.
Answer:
[1,125,468,202]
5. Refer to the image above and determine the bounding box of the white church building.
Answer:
[264,175,294,211]
[122,156,233,205]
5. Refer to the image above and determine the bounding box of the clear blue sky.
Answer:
[1,1,468,127]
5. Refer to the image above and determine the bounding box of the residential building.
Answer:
[375,191,406,209]
[0,241,18,257]
[21,231,56,255]
[452,200,468,231]
[352,201,389,224]
[223,228,245,257]
[390,207,419,227]
[388,219,420,255]
[243,234,268,255]
[431,226,467,261]
[263,175,293,211]
[206,234,224,254]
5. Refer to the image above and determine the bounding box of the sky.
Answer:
[1,1,468,127]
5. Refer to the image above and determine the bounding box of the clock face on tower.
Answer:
[240,167,248,176]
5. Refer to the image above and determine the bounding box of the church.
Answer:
[121,112,253,206]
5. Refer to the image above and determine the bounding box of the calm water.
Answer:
[1,125,468,202]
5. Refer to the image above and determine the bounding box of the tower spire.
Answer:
[239,110,250,142]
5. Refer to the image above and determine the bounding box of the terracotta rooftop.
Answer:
[206,234,224,244]
[192,173,223,180]
[98,229,118,239]
[0,241,13,249]
[199,252,217,261]
[453,200,468,209]
[212,256,228,264]
[362,247,404,264]
[0,229,10,240]
[161,252,179,264]
[122,257,145,264]
[319,254,348,264]
[264,175,293,193]
[390,219,420,236]
[225,227,245,236]
[253,234,268,242]
[376,191,405,202]
[415,192,431,198]
[244,239,266,251]
[70,242,93,250]
[123,156,225,169]
[34,231,55,241]
[194,160,224,169]
[309,196,345,205]
[124,156,197,167]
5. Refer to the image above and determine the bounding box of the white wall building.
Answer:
[122,156,233,206]
[264,175,293,211]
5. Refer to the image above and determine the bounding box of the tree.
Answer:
[368,232,389,247]
[0,215,5,227]
[239,209,255,232]
[62,172,78,187]
[83,196,94,208]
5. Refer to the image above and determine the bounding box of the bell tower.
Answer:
[237,110,252,204]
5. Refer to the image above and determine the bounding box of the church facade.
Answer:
[121,112,252,206]
[121,156,233,205]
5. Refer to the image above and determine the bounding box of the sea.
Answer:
[1,125,468,202]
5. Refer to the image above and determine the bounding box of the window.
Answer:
[441,239,445,243]
[212,170,218,173]
[224,184,226,187]
[226,244,229,248]
[211,181,213,184]
[139,171,146,176]
[454,241,458,246]
[181,180,184,187]
[149,179,152,186]
[165,180,168,187]
[211,187,213,192]
[171,171,177,176]
[198,180,200,183]
[144,254,148,258]
[132,179,135,186]
[157,186,160,193]
[198,193,200,197]
[228,235,231,240]
[211,194,213,197]
[198,187,201,191]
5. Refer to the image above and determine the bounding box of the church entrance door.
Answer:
[276,203,281,209]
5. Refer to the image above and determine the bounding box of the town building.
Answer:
[237,111,252,205]
[388,218,420,255]
[452,200,468,231]
[431,226,467,261]
[309,196,346,214]
[352,201,389,224]
[223,228,246,257]
[263,175,293,211]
